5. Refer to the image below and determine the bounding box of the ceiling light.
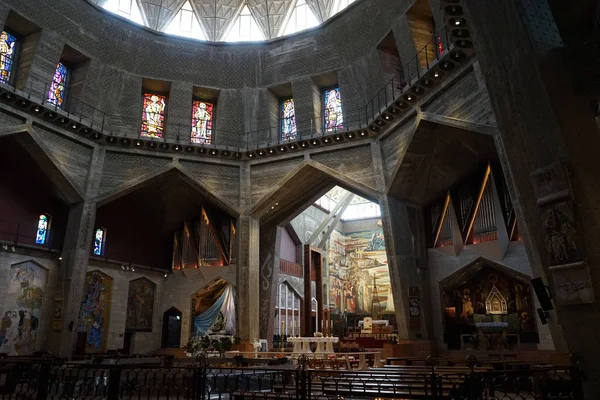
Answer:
[455,20,460,25]
[135,140,142,146]
[434,72,439,78]
[271,206,275,209]
[59,256,63,261]
[33,106,40,112]
[407,96,412,101]
[131,267,135,272]
[164,273,168,278]
[71,123,78,129]
[275,202,279,205]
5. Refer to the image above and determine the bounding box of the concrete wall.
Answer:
[280,227,297,263]
[2,0,413,145]
[427,242,555,351]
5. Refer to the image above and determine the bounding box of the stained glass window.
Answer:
[281,98,297,141]
[93,228,106,256]
[323,88,343,132]
[35,214,50,245]
[47,63,68,108]
[141,93,167,138]
[191,100,214,144]
[0,31,17,84]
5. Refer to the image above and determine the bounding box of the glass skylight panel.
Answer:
[103,0,145,25]
[283,0,319,35]
[224,5,265,42]
[164,1,207,40]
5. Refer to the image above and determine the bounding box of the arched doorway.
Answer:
[161,307,182,348]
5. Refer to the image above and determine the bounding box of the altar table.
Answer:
[287,337,339,354]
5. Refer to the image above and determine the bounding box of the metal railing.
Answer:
[0,217,63,250]
[0,355,583,400]
[0,25,454,151]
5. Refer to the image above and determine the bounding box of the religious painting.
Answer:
[125,278,156,332]
[93,228,106,256]
[77,270,112,353]
[35,214,51,245]
[191,100,213,144]
[0,261,48,355]
[323,88,343,132]
[0,31,17,84]
[47,62,68,108]
[280,98,297,141]
[140,93,166,138]
[191,278,236,336]
[328,223,390,316]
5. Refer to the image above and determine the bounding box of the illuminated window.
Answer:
[102,0,145,25]
[224,5,264,42]
[280,98,297,141]
[283,0,319,35]
[191,100,214,144]
[165,1,206,40]
[47,63,68,108]
[35,214,51,245]
[93,228,106,256]
[140,93,167,138]
[0,31,17,84]
[323,88,343,132]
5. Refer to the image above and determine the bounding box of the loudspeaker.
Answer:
[531,278,554,311]
[537,308,548,325]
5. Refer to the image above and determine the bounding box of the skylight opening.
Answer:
[164,1,207,40]
[283,0,319,36]
[224,5,265,42]
[314,186,381,221]
[102,0,144,25]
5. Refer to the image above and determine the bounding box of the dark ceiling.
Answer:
[388,120,497,206]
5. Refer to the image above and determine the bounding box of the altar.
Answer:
[287,336,339,354]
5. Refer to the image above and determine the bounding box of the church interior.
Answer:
[0,0,598,398]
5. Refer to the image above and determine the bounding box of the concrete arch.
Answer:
[93,164,240,217]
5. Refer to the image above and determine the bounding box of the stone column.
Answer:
[236,214,260,342]
[463,0,600,396]
[17,30,64,100]
[292,77,322,138]
[258,222,282,341]
[58,146,105,358]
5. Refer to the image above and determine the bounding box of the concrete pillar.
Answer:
[17,30,64,101]
[236,214,260,342]
[106,72,142,138]
[58,147,105,358]
[216,89,244,148]
[258,222,282,341]
[166,81,193,142]
[292,77,322,138]
[463,0,600,396]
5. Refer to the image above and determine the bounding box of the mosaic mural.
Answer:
[78,270,112,353]
[328,223,390,316]
[125,278,156,332]
[0,261,47,355]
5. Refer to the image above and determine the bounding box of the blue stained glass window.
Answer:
[35,214,50,245]
[0,31,17,84]
[281,98,297,141]
[324,88,343,132]
[47,62,68,108]
[93,228,106,256]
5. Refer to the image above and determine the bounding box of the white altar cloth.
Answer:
[287,336,339,354]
